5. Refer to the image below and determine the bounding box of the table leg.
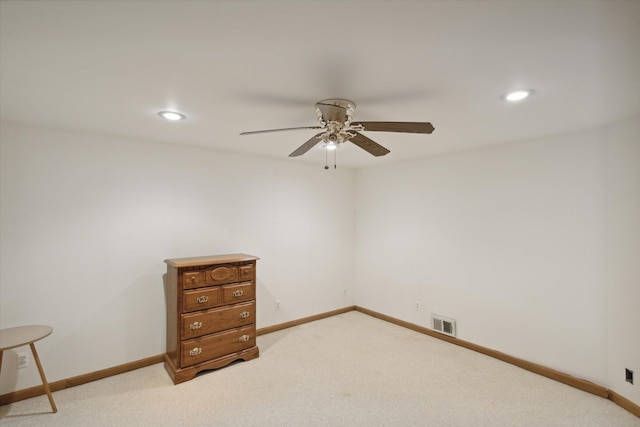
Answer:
[29,343,57,413]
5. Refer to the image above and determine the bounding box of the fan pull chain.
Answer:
[334,145,337,169]
[324,146,337,170]
[325,146,328,169]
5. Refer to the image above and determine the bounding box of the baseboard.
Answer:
[608,389,640,418]
[2,305,638,419]
[354,306,640,418]
[0,354,164,406]
[256,306,356,336]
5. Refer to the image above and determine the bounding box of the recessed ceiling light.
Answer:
[158,111,186,121]
[504,90,533,102]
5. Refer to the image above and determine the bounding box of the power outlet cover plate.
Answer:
[17,352,29,369]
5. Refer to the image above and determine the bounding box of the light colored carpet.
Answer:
[0,311,638,426]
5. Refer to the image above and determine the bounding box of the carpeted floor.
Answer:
[0,311,638,426]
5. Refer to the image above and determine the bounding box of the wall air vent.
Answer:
[432,314,456,338]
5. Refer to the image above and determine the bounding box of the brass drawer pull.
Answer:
[239,311,251,319]
[238,335,250,343]
[189,321,203,330]
[232,290,244,297]
[196,296,209,304]
[189,347,202,356]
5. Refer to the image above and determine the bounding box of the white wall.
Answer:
[2,118,638,407]
[0,123,355,392]
[604,116,640,404]
[355,116,639,405]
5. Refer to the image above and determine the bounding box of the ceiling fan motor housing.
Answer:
[315,99,356,125]
[315,100,358,146]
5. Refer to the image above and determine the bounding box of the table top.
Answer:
[0,325,53,350]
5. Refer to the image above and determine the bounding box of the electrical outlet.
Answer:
[626,368,634,385]
[415,300,421,311]
[275,299,281,310]
[343,289,347,297]
[17,352,28,369]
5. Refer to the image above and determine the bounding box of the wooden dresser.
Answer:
[164,253,259,384]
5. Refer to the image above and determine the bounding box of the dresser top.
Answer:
[164,253,259,268]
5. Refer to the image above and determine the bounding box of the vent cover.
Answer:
[432,314,456,337]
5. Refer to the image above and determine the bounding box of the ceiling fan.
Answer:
[240,98,435,158]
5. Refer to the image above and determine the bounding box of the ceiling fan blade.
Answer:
[351,121,435,134]
[350,132,390,157]
[240,126,322,136]
[289,133,324,157]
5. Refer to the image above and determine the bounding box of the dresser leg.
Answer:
[30,343,57,413]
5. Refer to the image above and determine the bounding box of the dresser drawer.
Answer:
[181,302,255,339]
[239,264,254,281]
[183,286,221,313]
[181,325,256,368]
[205,265,238,286]
[183,271,204,289]
[221,282,254,305]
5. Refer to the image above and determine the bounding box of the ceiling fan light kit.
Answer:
[240,98,435,167]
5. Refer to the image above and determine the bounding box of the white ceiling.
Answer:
[1,0,638,168]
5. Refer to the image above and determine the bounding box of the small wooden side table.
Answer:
[0,325,57,413]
